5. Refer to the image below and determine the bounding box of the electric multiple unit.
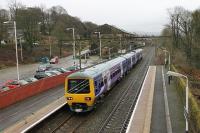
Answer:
[65,49,143,112]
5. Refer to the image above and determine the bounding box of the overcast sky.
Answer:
[1,0,200,34]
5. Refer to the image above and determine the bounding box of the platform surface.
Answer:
[3,96,66,133]
[126,66,156,133]
[126,65,185,133]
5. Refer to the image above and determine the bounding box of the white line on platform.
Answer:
[125,66,150,133]
[162,66,173,133]
[21,102,66,133]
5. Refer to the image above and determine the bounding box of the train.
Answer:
[64,49,143,112]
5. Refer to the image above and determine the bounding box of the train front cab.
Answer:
[65,77,95,112]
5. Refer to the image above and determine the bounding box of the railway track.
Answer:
[120,49,154,133]
[28,47,154,133]
[97,48,154,133]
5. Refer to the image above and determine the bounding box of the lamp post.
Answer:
[94,32,101,59]
[66,28,75,58]
[120,35,122,54]
[38,22,51,58]
[117,34,122,55]
[19,36,23,62]
[4,21,19,80]
[167,71,189,133]
[66,28,76,66]
[163,49,170,71]
[163,49,171,84]
[49,34,51,58]
[109,47,113,59]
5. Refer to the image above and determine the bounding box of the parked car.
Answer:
[33,42,39,46]
[50,56,59,64]
[18,80,29,85]
[34,72,55,79]
[45,70,62,75]
[66,64,86,71]
[39,57,49,64]
[37,64,52,72]
[3,80,20,89]
[0,86,10,92]
[24,77,38,83]
[66,66,79,71]
[50,67,69,73]
[1,79,29,90]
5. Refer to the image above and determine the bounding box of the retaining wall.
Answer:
[0,71,74,109]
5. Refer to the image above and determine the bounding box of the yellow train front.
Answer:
[65,72,96,112]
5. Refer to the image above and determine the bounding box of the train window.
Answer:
[68,79,90,94]
[101,81,104,87]
[95,81,97,87]
[104,79,107,84]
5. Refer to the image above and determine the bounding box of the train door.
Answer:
[104,77,108,90]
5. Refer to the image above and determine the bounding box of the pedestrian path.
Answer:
[3,96,66,133]
[150,66,170,133]
[164,67,185,133]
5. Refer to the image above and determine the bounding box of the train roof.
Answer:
[67,51,138,79]
[68,57,124,79]
[121,52,136,59]
[133,48,143,53]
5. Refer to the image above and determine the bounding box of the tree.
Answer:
[192,10,200,47]
[0,9,9,45]
[16,7,42,52]
[168,7,193,62]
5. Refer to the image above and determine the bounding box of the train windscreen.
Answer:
[68,79,90,94]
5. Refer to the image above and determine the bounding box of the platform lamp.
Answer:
[167,71,189,133]
[4,21,19,80]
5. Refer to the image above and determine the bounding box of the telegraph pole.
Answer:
[79,42,81,70]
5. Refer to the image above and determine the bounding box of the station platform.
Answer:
[126,66,185,133]
[126,66,156,133]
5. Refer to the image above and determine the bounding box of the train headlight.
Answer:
[85,97,91,101]
[67,97,73,100]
